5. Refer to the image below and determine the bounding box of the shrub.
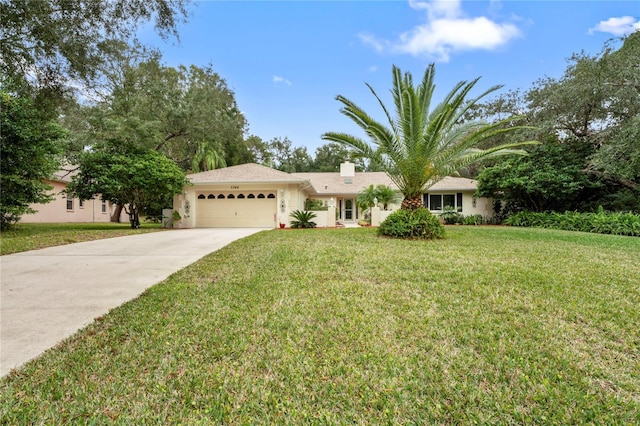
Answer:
[290,210,317,228]
[439,207,464,224]
[304,198,328,211]
[378,208,445,239]
[505,209,640,237]
[463,214,484,226]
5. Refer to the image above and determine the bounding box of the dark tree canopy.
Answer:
[266,137,314,173]
[474,32,639,214]
[312,142,370,172]
[63,56,248,170]
[0,0,191,227]
[0,85,64,229]
[0,0,189,86]
[476,140,612,213]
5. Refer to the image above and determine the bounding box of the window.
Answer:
[257,194,265,199]
[425,193,463,212]
[79,199,84,208]
[428,194,441,211]
[248,194,255,199]
[217,194,225,199]
[267,193,275,199]
[198,194,206,199]
[207,194,215,199]
[101,200,107,213]
[443,194,455,210]
[66,199,73,211]
[227,194,235,199]
[237,194,245,199]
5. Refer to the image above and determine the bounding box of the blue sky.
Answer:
[140,0,639,153]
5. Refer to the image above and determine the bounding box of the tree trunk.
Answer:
[129,208,140,229]
[401,195,424,210]
[110,204,123,222]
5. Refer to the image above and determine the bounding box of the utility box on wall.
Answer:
[162,209,173,228]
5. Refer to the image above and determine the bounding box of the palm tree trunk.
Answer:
[401,195,424,210]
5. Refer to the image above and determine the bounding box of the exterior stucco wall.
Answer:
[465,194,494,218]
[176,183,304,229]
[21,180,124,223]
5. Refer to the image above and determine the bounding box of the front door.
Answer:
[344,198,354,221]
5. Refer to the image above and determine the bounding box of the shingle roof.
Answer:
[292,172,478,195]
[292,172,395,195]
[187,164,478,192]
[187,163,308,184]
[429,176,478,191]
[48,166,78,183]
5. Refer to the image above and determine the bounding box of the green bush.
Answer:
[304,198,328,211]
[505,209,640,237]
[378,208,445,239]
[439,207,464,225]
[463,214,484,226]
[290,210,317,228]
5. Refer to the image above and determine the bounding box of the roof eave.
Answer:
[189,178,309,185]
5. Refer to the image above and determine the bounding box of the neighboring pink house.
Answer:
[21,170,126,223]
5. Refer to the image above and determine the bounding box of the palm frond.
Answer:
[322,64,540,206]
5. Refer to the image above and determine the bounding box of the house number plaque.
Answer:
[230,185,240,189]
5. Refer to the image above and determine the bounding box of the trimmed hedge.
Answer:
[378,208,445,239]
[505,210,640,237]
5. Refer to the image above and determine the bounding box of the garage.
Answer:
[195,192,277,228]
[175,163,309,228]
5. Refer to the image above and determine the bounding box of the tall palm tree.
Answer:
[322,64,537,210]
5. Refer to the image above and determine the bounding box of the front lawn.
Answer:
[0,222,164,255]
[1,227,638,423]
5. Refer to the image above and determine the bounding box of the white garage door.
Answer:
[195,192,277,228]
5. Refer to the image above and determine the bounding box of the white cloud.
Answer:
[398,16,520,61]
[361,0,521,62]
[368,65,378,73]
[410,0,462,19]
[588,16,640,36]
[273,75,292,86]
[358,32,386,52]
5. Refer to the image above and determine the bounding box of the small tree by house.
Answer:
[66,146,187,228]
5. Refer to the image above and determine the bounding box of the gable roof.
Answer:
[293,172,478,195]
[187,163,308,184]
[45,166,78,183]
[292,172,394,195]
[186,163,479,193]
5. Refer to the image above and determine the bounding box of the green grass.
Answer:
[0,222,164,255]
[1,227,639,424]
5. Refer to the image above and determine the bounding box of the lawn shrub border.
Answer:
[505,209,640,237]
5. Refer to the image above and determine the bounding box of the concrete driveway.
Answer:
[0,228,265,377]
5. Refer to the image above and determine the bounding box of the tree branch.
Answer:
[583,167,638,191]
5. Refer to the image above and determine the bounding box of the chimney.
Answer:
[340,161,355,177]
